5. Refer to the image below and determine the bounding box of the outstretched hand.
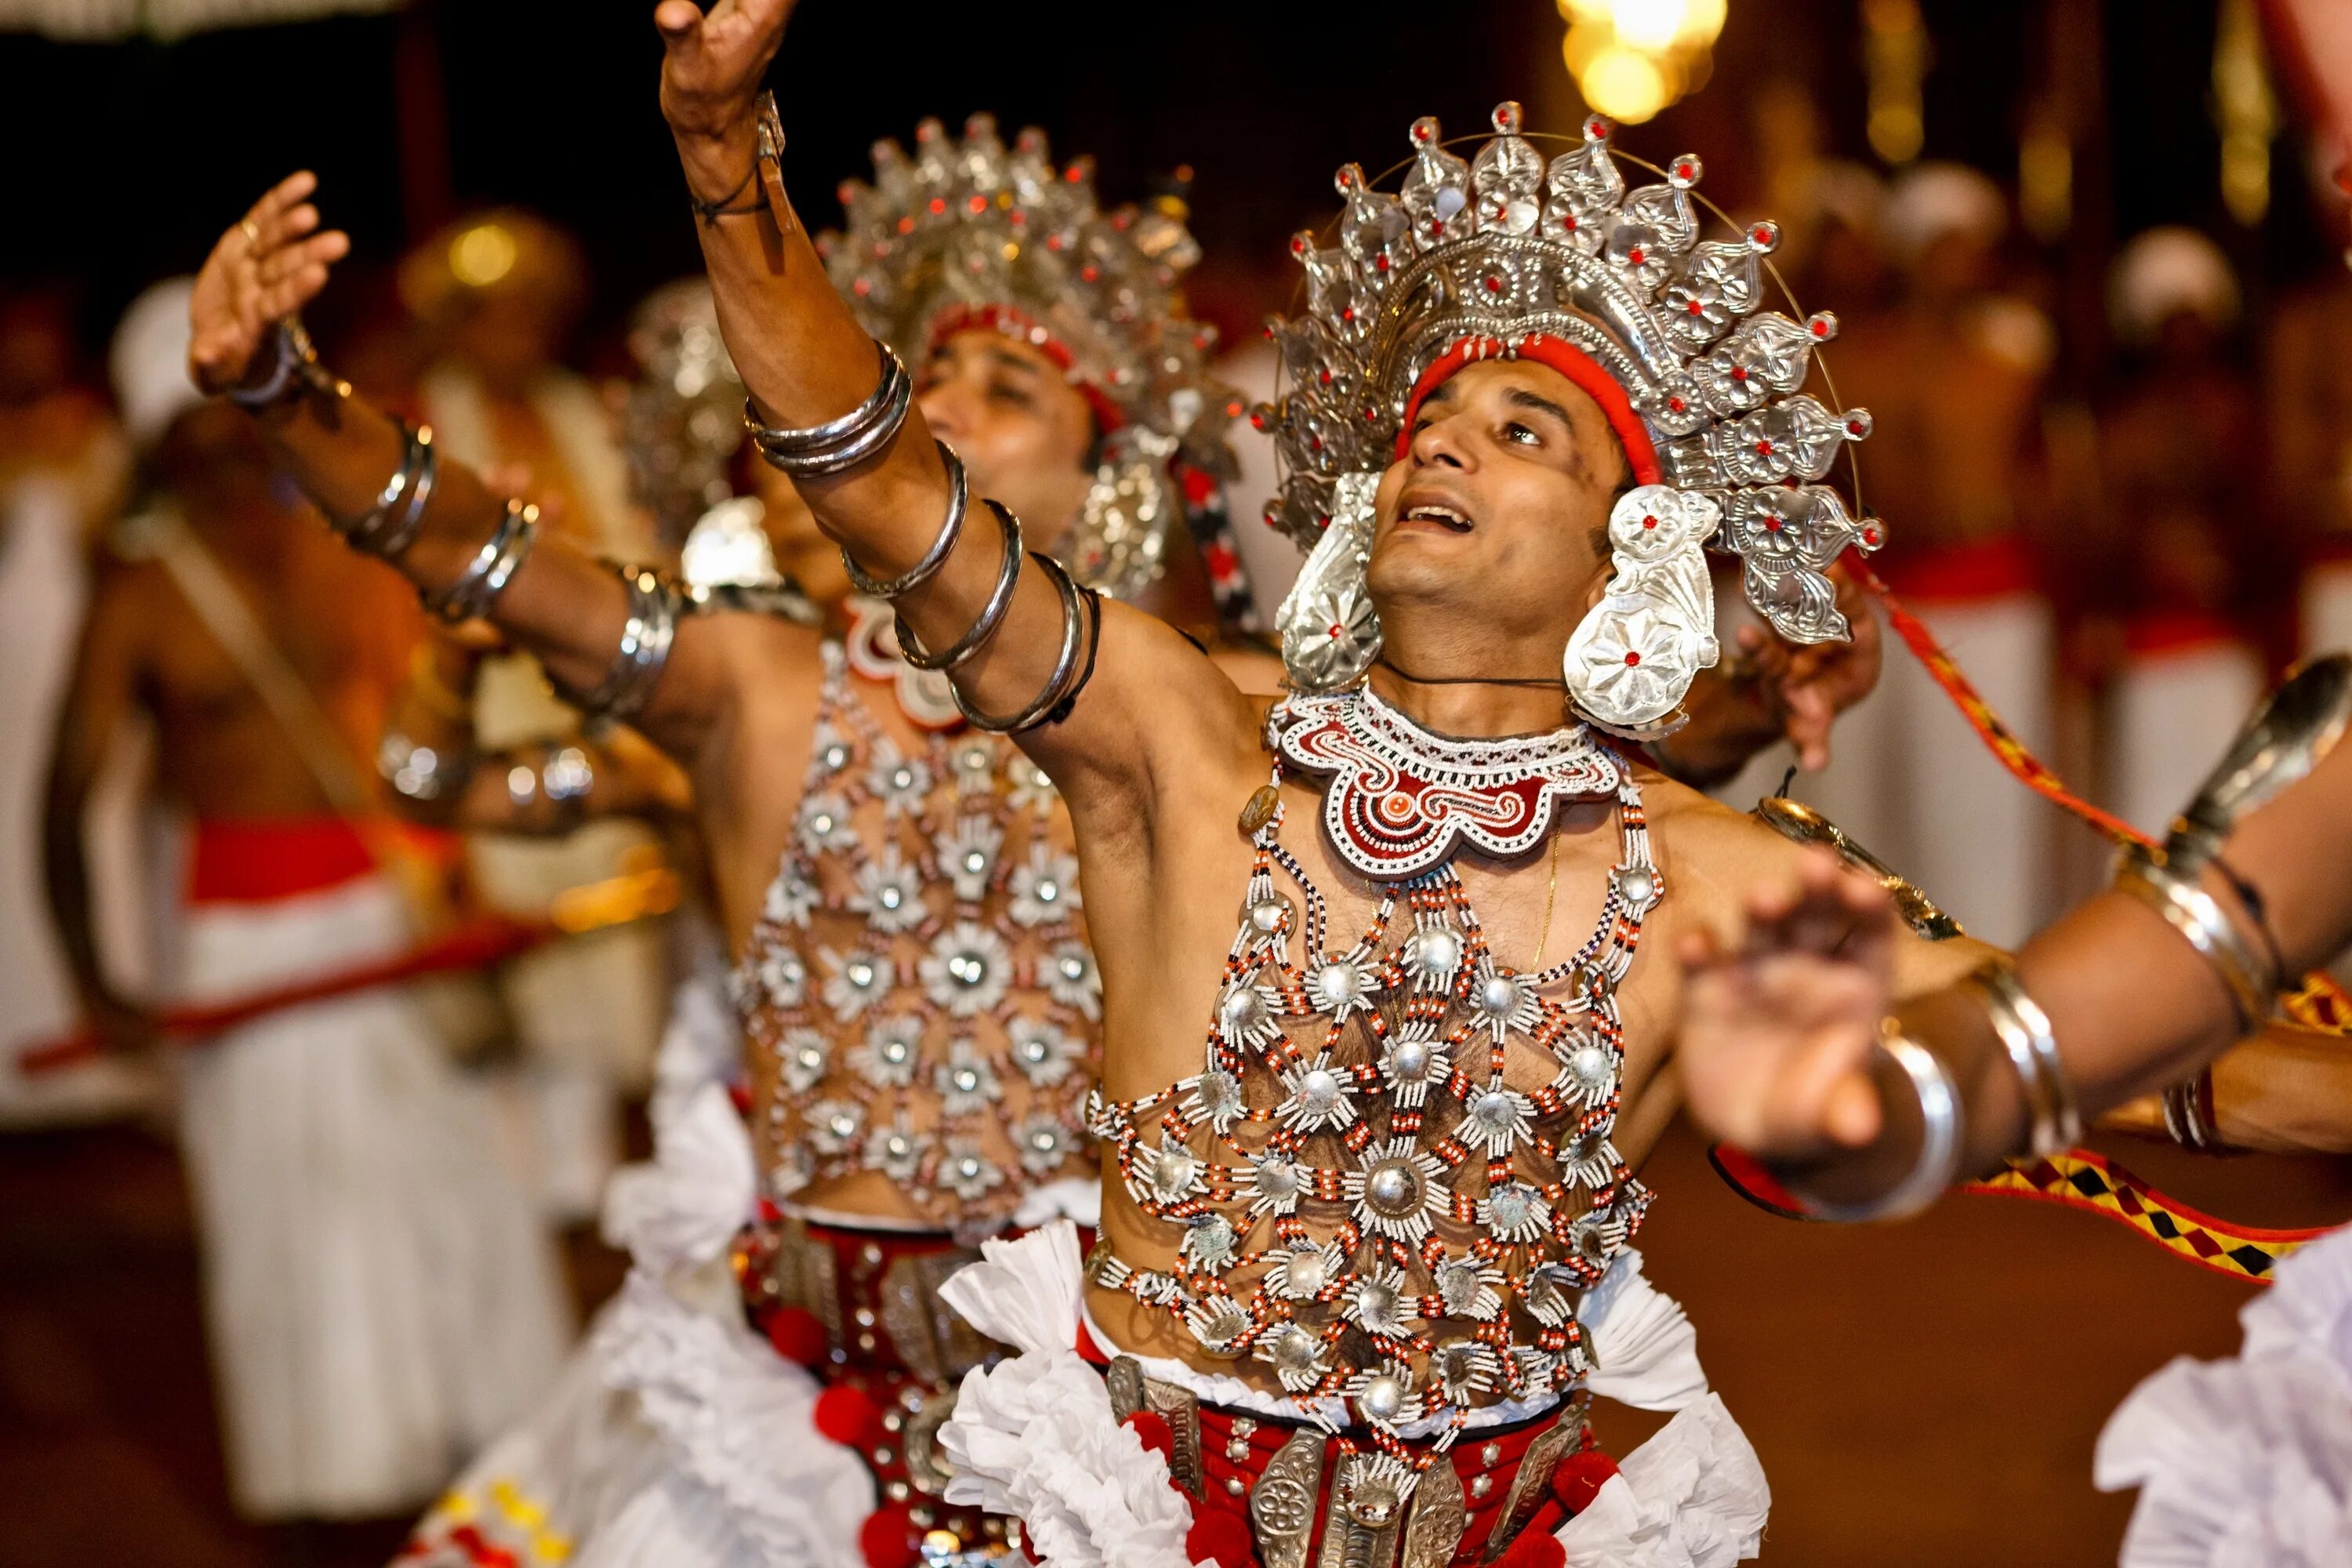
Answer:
[187,172,350,397]
[655,0,796,143]
[1675,849,1899,1160]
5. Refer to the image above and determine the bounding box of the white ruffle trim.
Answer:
[937,1223,1213,1568]
[1011,1174,1103,1231]
[2096,1225,2352,1568]
[601,1081,757,1276]
[1582,1250,1709,1414]
[650,967,744,1124]
[595,1272,873,1568]
[1553,1395,1769,1568]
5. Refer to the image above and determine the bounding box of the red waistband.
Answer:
[2121,608,2248,659]
[187,817,380,904]
[1875,534,2041,602]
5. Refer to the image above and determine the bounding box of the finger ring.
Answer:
[240,219,263,245]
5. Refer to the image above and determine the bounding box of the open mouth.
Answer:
[1397,500,1475,535]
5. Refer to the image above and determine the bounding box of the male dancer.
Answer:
[633,4,2008,1563]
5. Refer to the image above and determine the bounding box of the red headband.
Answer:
[927,303,1129,434]
[1396,334,1662,486]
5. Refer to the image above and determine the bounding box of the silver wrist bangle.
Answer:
[894,499,1024,673]
[506,743,595,821]
[1965,959,2081,1158]
[422,498,539,624]
[2113,846,2278,1029]
[570,565,682,727]
[953,552,1094,734]
[2161,1069,2225,1152]
[343,422,438,558]
[744,339,912,479]
[229,318,328,410]
[1802,1030,1962,1224]
[840,440,968,598]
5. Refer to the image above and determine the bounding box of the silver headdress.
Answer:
[622,278,748,554]
[1264,103,1884,729]
[820,115,1253,618]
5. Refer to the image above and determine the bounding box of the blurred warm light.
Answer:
[450,223,519,289]
[1862,0,1927,165]
[2019,109,2073,242]
[1558,0,1724,125]
[2213,0,2276,226]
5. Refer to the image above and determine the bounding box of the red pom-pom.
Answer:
[1123,1410,1175,1466]
[1548,1450,1621,1517]
[1494,1530,1566,1568]
[815,1386,883,1451]
[1185,1506,1258,1568]
[858,1504,920,1568]
[764,1306,828,1368]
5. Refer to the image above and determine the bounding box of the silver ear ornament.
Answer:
[1562,485,1721,735]
[1276,471,1384,692]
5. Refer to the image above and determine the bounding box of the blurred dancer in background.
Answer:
[2097,227,2270,840]
[1805,162,2059,947]
[39,280,568,1536]
[0,284,147,1124]
[402,211,670,1223]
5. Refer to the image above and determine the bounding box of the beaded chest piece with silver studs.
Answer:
[735,642,1099,1235]
[1085,691,1658,1497]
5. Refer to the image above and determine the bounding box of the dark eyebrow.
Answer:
[1504,386,1575,430]
[981,345,1044,379]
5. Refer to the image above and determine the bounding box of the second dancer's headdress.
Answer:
[1264,103,1883,734]
[820,115,1254,623]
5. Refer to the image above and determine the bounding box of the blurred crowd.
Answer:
[6,115,2352,1548]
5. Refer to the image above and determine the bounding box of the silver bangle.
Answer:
[228,318,323,410]
[506,744,594,818]
[894,499,1024,673]
[422,498,539,624]
[1965,960,2081,1159]
[344,422,438,558]
[1804,1032,1962,1224]
[571,565,682,726]
[378,730,473,802]
[744,339,912,479]
[840,440,968,598]
[953,553,1092,734]
[2114,846,2278,1029]
[2161,1071,2224,1152]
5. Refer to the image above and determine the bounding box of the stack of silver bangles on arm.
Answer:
[1965,958,2081,1158]
[2112,655,2352,1146]
[748,333,1102,735]
[557,564,684,729]
[421,497,539,624]
[342,422,439,559]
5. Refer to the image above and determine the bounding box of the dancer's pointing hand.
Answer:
[188,172,350,397]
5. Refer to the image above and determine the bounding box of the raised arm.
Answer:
[1676,658,2352,1213]
[187,173,732,762]
[652,0,1254,817]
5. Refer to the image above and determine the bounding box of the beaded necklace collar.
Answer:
[1275,686,1622,880]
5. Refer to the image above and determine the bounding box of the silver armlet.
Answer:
[378,731,474,802]
[421,498,539,625]
[342,422,438,559]
[1964,959,2082,1158]
[893,499,1024,672]
[570,565,682,728]
[840,440,968,598]
[1803,1029,1962,1224]
[953,553,1098,734]
[2113,847,2278,1029]
[744,339,912,479]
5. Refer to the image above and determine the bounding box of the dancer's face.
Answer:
[916,329,1098,557]
[1367,358,1628,643]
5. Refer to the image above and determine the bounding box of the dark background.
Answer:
[2,0,2340,372]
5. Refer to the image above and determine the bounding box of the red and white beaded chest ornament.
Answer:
[1262,103,1883,738]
